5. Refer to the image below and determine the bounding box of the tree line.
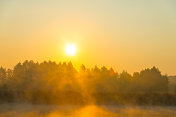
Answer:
[0,60,175,105]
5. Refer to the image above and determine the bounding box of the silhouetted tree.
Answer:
[0,61,173,105]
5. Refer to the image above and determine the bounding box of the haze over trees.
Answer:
[0,60,175,105]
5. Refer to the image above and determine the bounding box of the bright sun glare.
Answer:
[65,44,76,56]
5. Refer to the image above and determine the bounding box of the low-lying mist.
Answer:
[0,104,176,117]
[0,60,176,116]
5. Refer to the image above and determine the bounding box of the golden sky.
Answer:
[0,0,176,75]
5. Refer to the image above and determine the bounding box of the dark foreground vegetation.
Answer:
[0,60,176,105]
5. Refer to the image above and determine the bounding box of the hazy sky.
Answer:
[0,0,176,75]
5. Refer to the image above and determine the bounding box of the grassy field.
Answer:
[0,103,176,117]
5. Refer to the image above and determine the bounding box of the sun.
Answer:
[65,44,76,56]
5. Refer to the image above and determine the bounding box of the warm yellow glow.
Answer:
[65,44,76,56]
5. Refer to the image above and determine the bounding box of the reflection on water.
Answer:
[0,103,176,117]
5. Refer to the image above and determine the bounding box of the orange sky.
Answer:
[0,0,176,75]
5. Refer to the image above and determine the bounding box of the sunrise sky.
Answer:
[0,0,176,75]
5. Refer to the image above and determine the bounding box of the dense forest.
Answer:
[0,60,176,105]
